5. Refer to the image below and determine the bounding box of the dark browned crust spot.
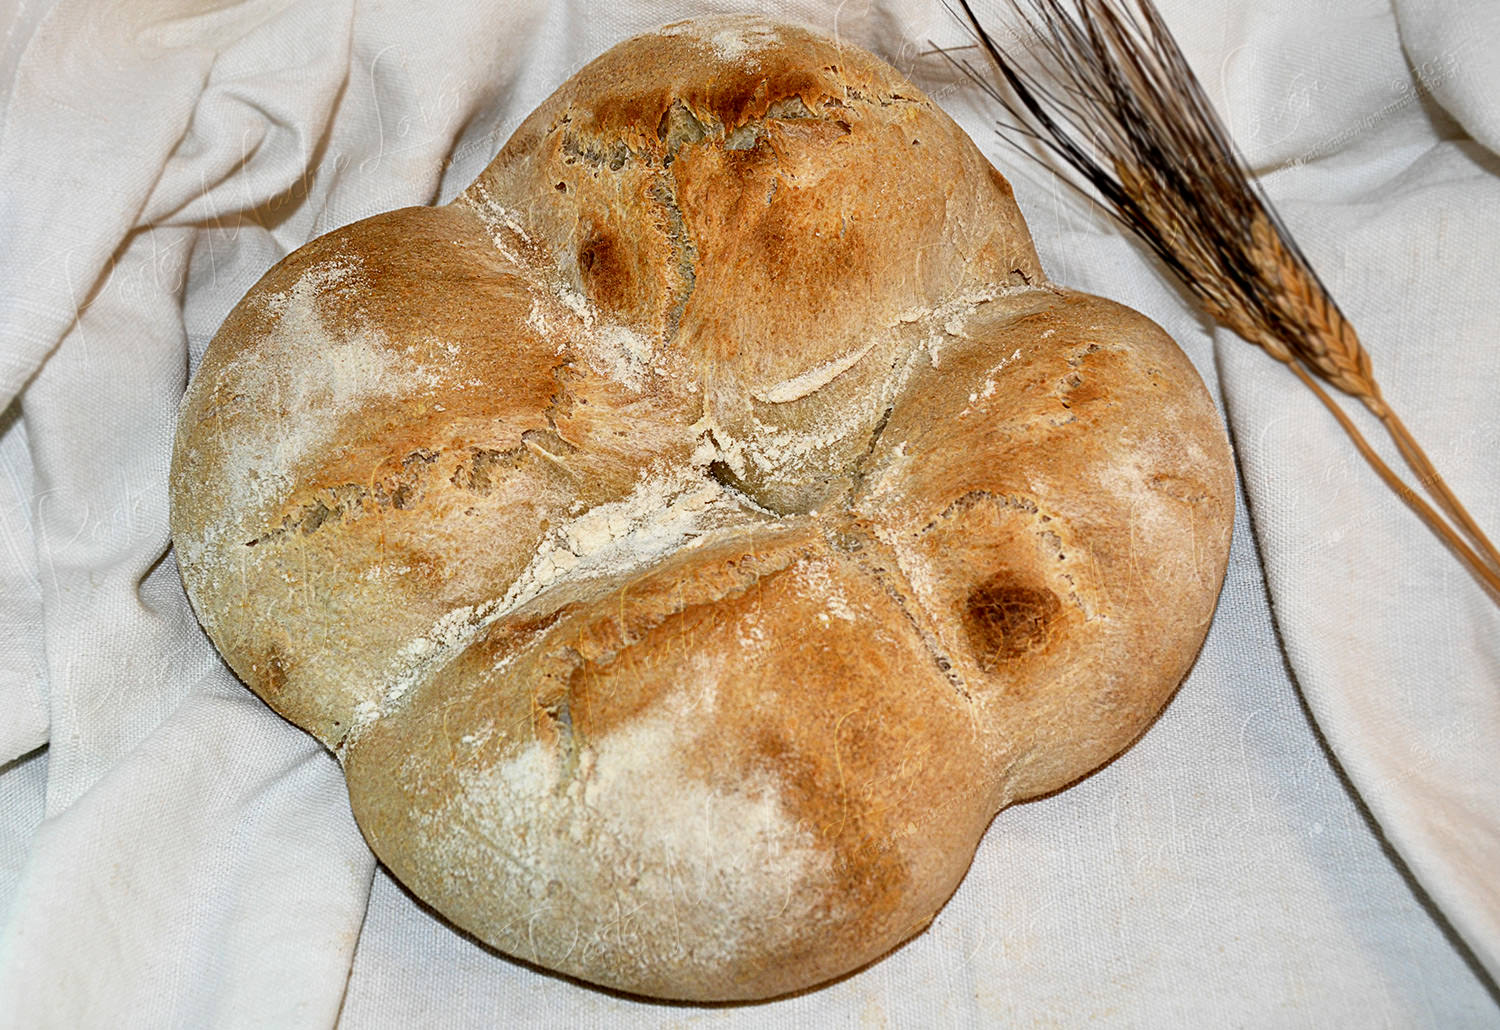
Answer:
[577,228,630,310]
[962,574,1063,669]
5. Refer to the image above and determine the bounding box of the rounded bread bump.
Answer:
[169,14,1234,1002]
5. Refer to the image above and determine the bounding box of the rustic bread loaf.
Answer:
[169,15,1234,1001]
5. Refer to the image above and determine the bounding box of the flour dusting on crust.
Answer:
[349,460,763,741]
[659,15,783,63]
[422,665,833,978]
[754,336,880,404]
[235,262,434,505]
[499,465,746,615]
[182,258,440,580]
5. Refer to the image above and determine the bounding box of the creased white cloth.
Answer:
[1,0,1497,1026]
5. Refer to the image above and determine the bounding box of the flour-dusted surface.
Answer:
[659,14,784,64]
[419,675,835,983]
[172,258,435,581]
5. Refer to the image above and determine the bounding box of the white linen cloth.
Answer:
[1,0,1496,1024]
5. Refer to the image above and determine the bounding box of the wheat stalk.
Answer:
[939,0,1500,598]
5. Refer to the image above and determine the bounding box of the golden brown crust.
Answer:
[465,18,1042,515]
[170,14,1233,1002]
